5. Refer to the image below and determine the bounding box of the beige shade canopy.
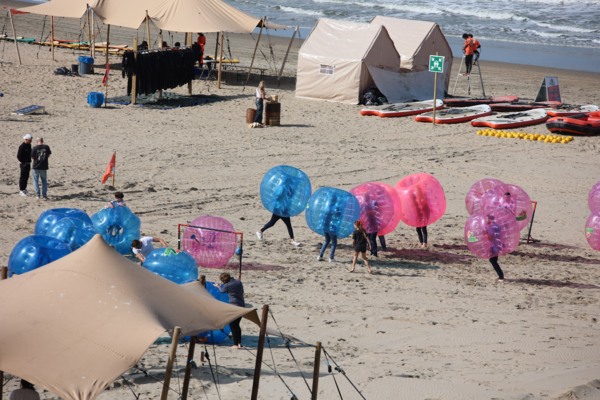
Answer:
[0,235,255,400]
[18,0,284,33]
[17,0,94,18]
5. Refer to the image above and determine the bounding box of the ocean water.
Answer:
[12,0,600,72]
[229,0,600,72]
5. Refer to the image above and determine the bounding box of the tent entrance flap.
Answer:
[367,66,446,103]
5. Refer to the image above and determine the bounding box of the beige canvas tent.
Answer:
[371,16,453,95]
[0,235,256,400]
[295,18,402,105]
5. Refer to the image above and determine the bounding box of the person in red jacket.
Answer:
[469,33,481,65]
[462,33,474,75]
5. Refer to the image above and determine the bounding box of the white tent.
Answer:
[371,16,453,94]
[295,18,402,105]
[0,235,256,400]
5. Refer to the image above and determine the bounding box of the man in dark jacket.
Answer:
[31,137,52,200]
[17,134,33,196]
[215,273,246,348]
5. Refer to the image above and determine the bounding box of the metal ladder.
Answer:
[452,56,486,97]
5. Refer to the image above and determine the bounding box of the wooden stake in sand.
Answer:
[160,326,181,400]
[246,17,265,85]
[311,341,322,400]
[8,9,22,65]
[251,305,269,400]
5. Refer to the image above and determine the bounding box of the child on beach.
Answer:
[105,191,126,208]
[350,220,372,273]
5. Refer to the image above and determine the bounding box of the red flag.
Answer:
[101,152,116,184]
[102,63,111,86]
[10,9,29,15]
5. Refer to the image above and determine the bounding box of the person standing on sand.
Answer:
[10,379,40,400]
[257,213,300,246]
[486,214,504,281]
[350,220,372,273]
[17,134,33,197]
[462,33,474,75]
[254,80,267,125]
[469,33,481,65]
[31,137,51,201]
[215,272,245,349]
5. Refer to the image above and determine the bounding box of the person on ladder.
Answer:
[469,33,481,65]
[462,33,474,75]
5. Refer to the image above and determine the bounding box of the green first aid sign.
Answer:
[429,55,444,73]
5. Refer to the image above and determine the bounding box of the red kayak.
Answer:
[443,95,519,107]
[490,101,562,112]
[546,104,599,117]
[546,112,600,136]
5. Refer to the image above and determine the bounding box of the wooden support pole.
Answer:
[8,9,21,65]
[278,25,298,81]
[51,16,54,61]
[217,31,224,89]
[246,17,264,85]
[145,11,151,49]
[104,24,110,107]
[250,305,269,400]
[131,38,138,105]
[181,336,196,400]
[311,341,322,400]
[86,5,92,57]
[187,32,193,95]
[91,7,95,59]
[1,267,7,399]
[160,326,181,400]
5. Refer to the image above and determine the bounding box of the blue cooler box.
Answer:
[87,92,104,108]
[78,56,94,74]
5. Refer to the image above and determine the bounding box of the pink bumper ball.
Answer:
[589,181,600,213]
[182,215,237,268]
[481,184,533,231]
[585,213,600,251]
[465,178,504,215]
[395,173,446,227]
[464,208,520,259]
[350,182,396,234]
[374,182,402,236]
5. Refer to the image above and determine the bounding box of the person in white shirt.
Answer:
[131,236,168,263]
[254,80,266,125]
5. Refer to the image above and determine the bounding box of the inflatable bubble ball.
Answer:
[182,215,237,268]
[465,178,505,215]
[589,181,600,213]
[481,183,533,231]
[91,206,141,255]
[585,213,600,251]
[464,208,520,259]
[195,282,231,344]
[350,182,396,234]
[35,208,92,236]
[260,165,312,217]
[142,248,198,284]
[305,187,360,238]
[45,216,97,250]
[8,235,73,276]
[395,173,446,227]
[374,182,402,236]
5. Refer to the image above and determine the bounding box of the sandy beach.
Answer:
[2,9,600,400]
